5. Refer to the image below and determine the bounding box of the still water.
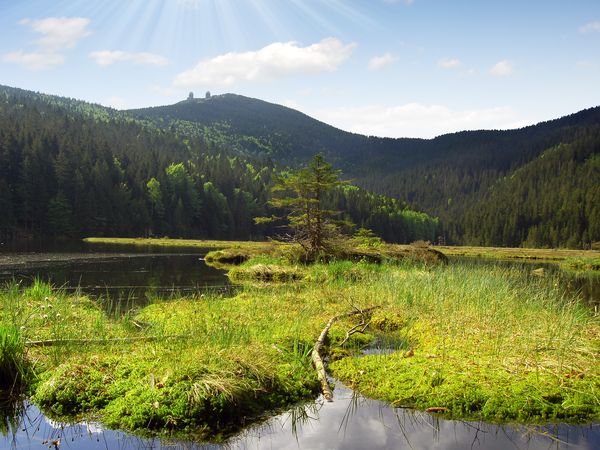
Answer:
[0,242,598,449]
[0,241,230,305]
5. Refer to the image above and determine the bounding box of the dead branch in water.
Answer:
[312,306,379,401]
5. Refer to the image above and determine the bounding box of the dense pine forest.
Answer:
[0,85,437,244]
[130,93,600,249]
[1,84,598,248]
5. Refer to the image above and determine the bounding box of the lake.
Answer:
[0,241,598,449]
[0,240,230,306]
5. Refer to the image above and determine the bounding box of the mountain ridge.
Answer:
[127,91,600,245]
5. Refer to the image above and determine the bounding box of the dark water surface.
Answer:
[0,240,229,305]
[0,242,598,449]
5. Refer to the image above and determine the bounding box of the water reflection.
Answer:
[0,247,230,306]
[2,382,598,449]
[229,382,599,450]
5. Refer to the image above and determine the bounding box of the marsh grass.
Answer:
[3,256,599,437]
[0,282,31,389]
[330,261,600,421]
[561,257,600,273]
[436,245,600,262]
[0,324,28,390]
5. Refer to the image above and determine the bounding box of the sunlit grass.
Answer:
[330,262,600,421]
[437,245,600,262]
[1,257,598,436]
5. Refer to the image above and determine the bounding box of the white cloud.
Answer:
[579,21,600,33]
[368,53,397,70]
[2,51,64,70]
[103,96,128,110]
[3,17,90,70]
[438,58,461,69]
[90,51,169,67]
[173,38,356,88]
[19,17,91,51]
[313,103,531,139]
[490,60,514,77]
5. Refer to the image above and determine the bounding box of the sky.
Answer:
[1,0,599,138]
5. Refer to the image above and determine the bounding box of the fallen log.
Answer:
[26,334,188,347]
[312,306,379,401]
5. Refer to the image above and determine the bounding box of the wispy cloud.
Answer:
[368,53,397,71]
[19,17,91,51]
[490,60,514,77]
[2,51,64,70]
[438,58,461,69]
[579,21,600,33]
[3,17,90,70]
[90,51,169,67]
[173,38,356,88]
[313,103,530,139]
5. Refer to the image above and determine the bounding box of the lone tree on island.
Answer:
[257,154,347,257]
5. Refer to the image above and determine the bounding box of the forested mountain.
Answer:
[0,85,438,244]
[130,94,600,248]
[460,129,600,248]
[2,84,598,248]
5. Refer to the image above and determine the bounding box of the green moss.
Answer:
[33,345,320,435]
[329,261,600,423]
[331,353,600,422]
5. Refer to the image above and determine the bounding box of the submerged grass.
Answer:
[1,253,598,439]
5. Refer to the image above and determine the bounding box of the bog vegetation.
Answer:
[0,241,598,440]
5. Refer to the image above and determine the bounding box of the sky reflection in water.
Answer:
[2,382,598,450]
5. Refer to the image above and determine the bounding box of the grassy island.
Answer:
[0,241,599,440]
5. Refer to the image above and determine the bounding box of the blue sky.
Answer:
[1,0,599,138]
